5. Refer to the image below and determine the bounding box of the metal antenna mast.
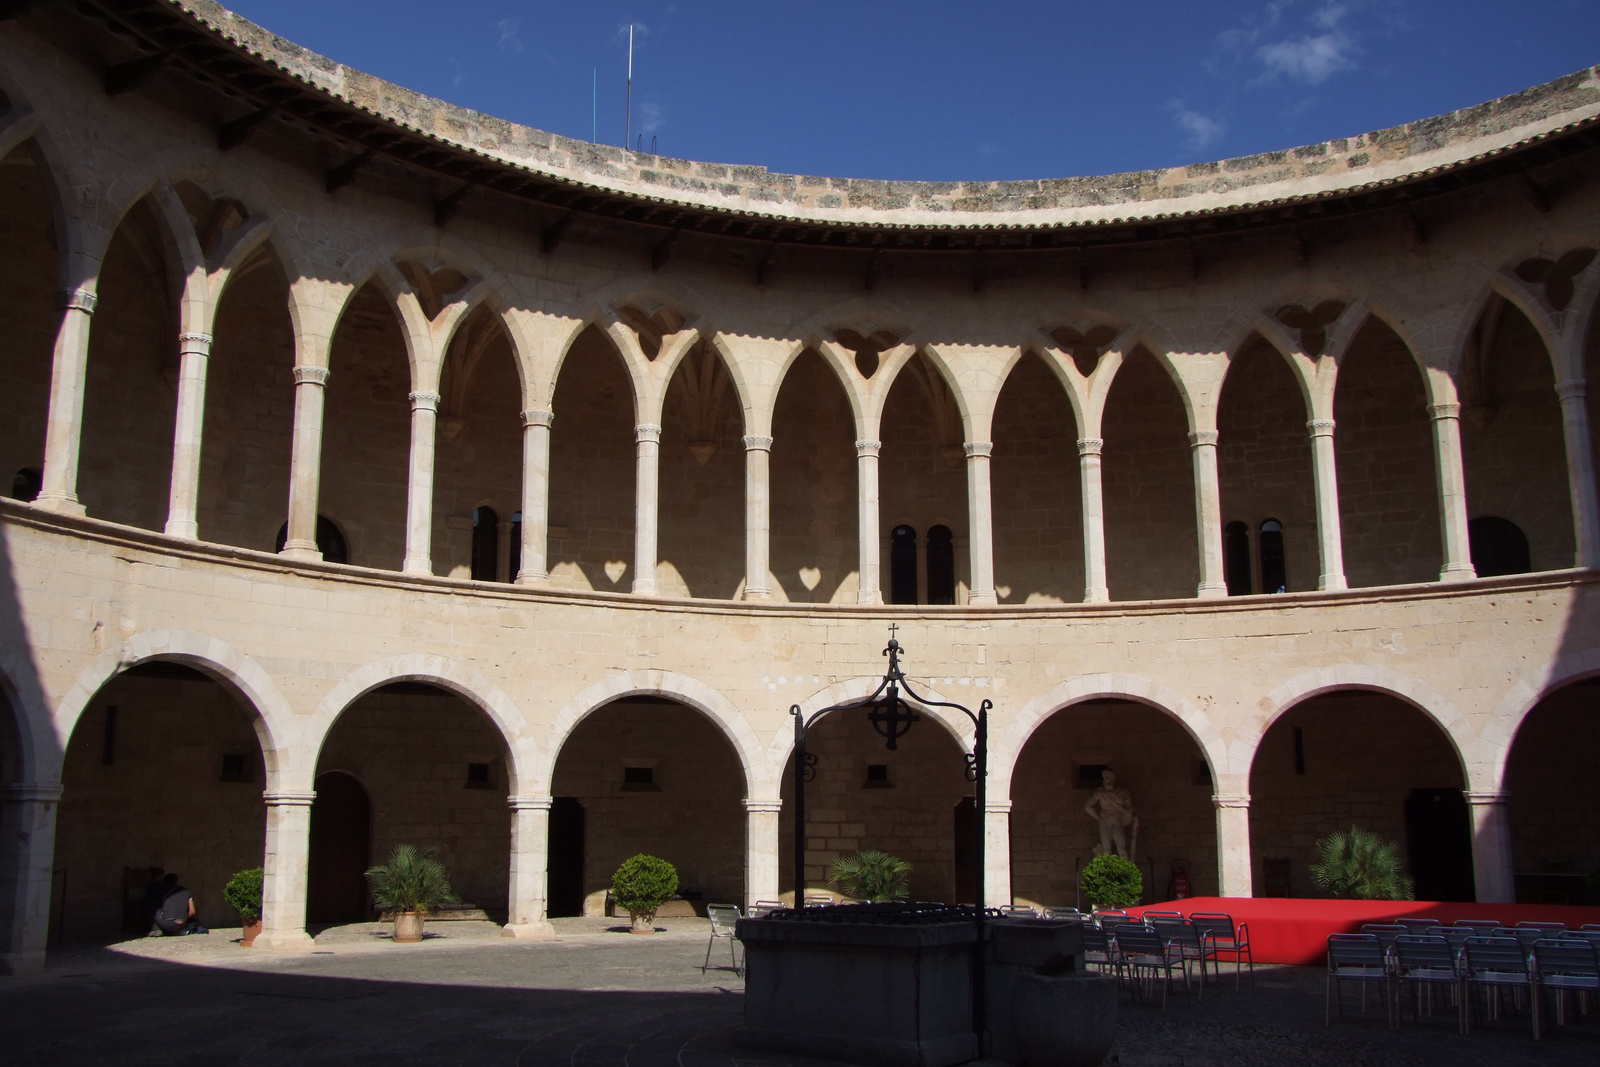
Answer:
[624,24,633,150]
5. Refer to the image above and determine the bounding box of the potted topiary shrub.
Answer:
[1310,826,1415,900]
[224,867,264,947]
[827,850,913,902]
[611,854,678,934]
[365,845,457,943]
[1081,853,1142,911]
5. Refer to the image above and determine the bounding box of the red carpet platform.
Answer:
[1125,897,1600,966]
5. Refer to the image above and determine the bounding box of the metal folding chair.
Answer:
[702,903,743,975]
[1042,906,1082,921]
[1396,917,1442,934]
[803,895,834,908]
[1114,926,1189,1009]
[1191,912,1253,988]
[1461,936,1536,1037]
[1079,921,1116,977]
[1533,937,1600,1030]
[1001,904,1040,918]
[1149,916,1206,998]
[1361,924,1406,958]
[1326,934,1393,1028]
[1393,934,1462,1032]
[1518,921,1568,933]
[1453,919,1505,934]
[746,899,784,919]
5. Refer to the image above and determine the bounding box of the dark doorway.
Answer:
[547,796,586,917]
[307,771,371,923]
[1468,516,1531,577]
[1224,521,1251,594]
[1404,787,1476,902]
[953,796,976,905]
[1259,519,1286,593]
[927,525,955,604]
[471,506,499,580]
[889,525,917,604]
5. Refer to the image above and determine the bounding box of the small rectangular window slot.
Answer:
[1193,758,1212,788]
[864,763,892,788]
[1074,763,1109,790]
[621,766,659,791]
[465,761,493,789]
[101,705,117,766]
[219,753,252,782]
[1293,727,1306,775]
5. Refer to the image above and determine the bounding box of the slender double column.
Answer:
[1077,437,1109,603]
[964,441,997,605]
[1189,430,1227,598]
[743,799,782,908]
[281,366,330,560]
[742,435,773,599]
[0,782,61,975]
[1427,402,1476,581]
[856,439,883,604]
[1555,380,1600,568]
[1465,790,1514,903]
[516,409,554,584]
[164,332,214,539]
[1306,419,1348,590]
[1212,792,1253,897]
[504,795,556,939]
[36,288,99,515]
[256,790,316,951]
[632,423,662,594]
[401,391,441,575]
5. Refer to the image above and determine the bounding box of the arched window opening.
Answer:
[1224,521,1251,595]
[470,507,499,581]
[927,525,956,605]
[274,515,350,565]
[10,467,40,502]
[1259,519,1286,593]
[509,510,523,580]
[889,525,918,605]
[1469,516,1531,577]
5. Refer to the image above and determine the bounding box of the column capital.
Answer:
[1463,790,1510,806]
[1555,378,1588,402]
[1306,418,1336,438]
[0,781,63,803]
[1075,437,1104,457]
[635,423,663,444]
[408,391,441,412]
[963,440,993,458]
[1211,793,1251,808]
[178,332,213,355]
[1427,401,1461,421]
[742,434,774,452]
[743,799,783,813]
[1188,429,1220,448]
[855,439,882,457]
[262,790,317,807]
[983,800,1013,814]
[508,794,554,811]
[522,408,555,429]
[292,365,330,387]
[57,287,98,314]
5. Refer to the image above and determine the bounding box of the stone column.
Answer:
[1427,402,1476,581]
[1555,380,1600,568]
[984,800,1012,908]
[163,332,214,539]
[1212,793,1253,898]
[1306,419,1348,591]
[495,519,513,583]
[742,435,773,600]
[402,391,441,575]
[632,423,662,595]
[36,288,98,515]
[1465,790,1515,903]
[281,366,330,561]
[0,782,61,976]
[256,790,316,951]
[504,795,556,939]
[1077,437,1109,603]
[517,409,553,584]
[744,799,782,910]
[964,441,998,606]
[856,439,883,605]
[1190,430,1227,598]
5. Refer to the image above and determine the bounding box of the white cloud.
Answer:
[1256,31,1353,83]
[495,18,523,54]
[639,101,664,134]
[1167,102,1226,151]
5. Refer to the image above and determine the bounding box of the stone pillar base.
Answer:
[1439,564,1476,582]
[0,948,46,976]
[32,494,86,517]
[502,920,557,940]
[253,929,316,952]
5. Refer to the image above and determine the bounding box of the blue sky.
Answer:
[221,1,1599,182]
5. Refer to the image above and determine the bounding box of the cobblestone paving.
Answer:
[0,919,1594,1065]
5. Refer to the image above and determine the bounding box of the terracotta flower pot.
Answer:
[393,911,425,943]
[240,918,262,947]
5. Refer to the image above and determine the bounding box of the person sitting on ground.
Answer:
[141,867,166,934]
[153,873,209,936]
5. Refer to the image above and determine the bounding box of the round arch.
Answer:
[1481,649,1600,793]
[772,676,978,785]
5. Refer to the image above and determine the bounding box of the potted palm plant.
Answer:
[365,845,457,942]
[611,854,678,934]
[1310,826,1415,900]
[827,850,913,902]
[224,867,264,946]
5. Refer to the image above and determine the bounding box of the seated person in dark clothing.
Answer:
[141,867,166,933]
[154,873,209,935]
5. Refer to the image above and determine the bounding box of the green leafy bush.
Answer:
[828,850,913,902]
[223,867,264,922]
[365,845,458,914]
[1081,854,1142,910]
[1310,826,1415,900]
[611,854,679,922]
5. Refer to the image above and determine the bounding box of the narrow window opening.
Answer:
[10,467,40,502]
[219,753,252,782]
[465,761,493,789]
[1468,515,1531,577]
[621,766,659,791]
[470,506,499,581]
[101,705,117,766]
[1224,521,1252,595]
[274,515,349,565]
[1075,763,1109,789]
[509,511,523,581]
[889,525,918,604]
[865,763,892,788]
[1259,519,1286,593]
[926,525,956,605]
[1293,726,1306,775]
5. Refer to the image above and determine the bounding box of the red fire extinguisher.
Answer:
[1172,869,1192,899]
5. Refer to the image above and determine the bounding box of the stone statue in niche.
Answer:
[1084,769,1139,859]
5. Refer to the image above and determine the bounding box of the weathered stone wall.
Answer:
[657,347,746,599]
[993,354,1084,604]
[880,356,968,602]
[770,351,858,604]
[0,146,57,501]
[548,327,637,592]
